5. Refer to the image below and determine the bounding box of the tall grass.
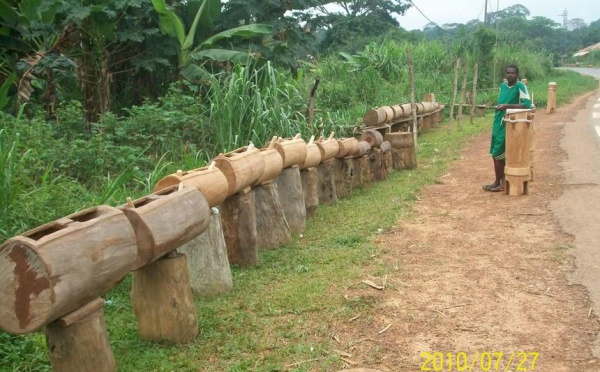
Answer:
[0,129,18,238]
[205,62,311,154]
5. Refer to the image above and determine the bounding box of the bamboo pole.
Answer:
[457,64,469,131]
[469,63,479,124]
[307,78,320,131]
[407,47,418,152]
[447,58,460,134]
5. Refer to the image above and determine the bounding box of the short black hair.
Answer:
[506,64,519,74]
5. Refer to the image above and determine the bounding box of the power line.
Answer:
[407,0,446,31]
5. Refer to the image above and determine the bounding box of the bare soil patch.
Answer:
[333,94,600,372]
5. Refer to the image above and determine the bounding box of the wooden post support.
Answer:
[178,209,233,297]
[274,166,306,234]
[300,167,319,218]
[469,63,479,124]
[385,132,417,170]
[547,82,557,114]
[221,186,258,267]
[345,157,359,190]
[331,158,355,199]
[504,109,535,196]
[355,155,371,186]
[369,147,384,181]
[380,141,393,177]
[407,48,418,151]
[131,252,198,343]
[317,158,338,205]
[475,106,486,117]
[457,64,469,131]
[420,115,430,133]
[529,127,535,182]
[448,58,461,134]
[254,182,292,249]
[307,78,320,131]
[45,298,115,372]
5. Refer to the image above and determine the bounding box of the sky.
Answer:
[398,0,600,31]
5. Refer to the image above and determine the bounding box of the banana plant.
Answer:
[151,0,273,81]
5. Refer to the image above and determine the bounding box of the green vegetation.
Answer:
[0,0,599,370]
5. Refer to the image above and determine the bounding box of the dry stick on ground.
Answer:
[407,47,418,152]
[284,357,326,367]
[457,63,469,131]
[447,58,460,134]
[470,63,479,124]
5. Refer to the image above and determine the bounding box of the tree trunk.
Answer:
[78,33,111,124]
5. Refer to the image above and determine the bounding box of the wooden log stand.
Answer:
[504,109,535,196]
[178,209,233,297]
[300,167,319,218]
[369,147,385,181]
[380,141,393,177]
[274,166,306,234]
[299,136,321,218]
[221,186,258,267]
[131,252,198,344]
[254,182,292,249]
[546,82,557,114]
[45,298,115,372]
[331,157,355,199]
[529,127,535,181]
[317,158,338,205]
[354,155,371,186]
[384,132,417,170]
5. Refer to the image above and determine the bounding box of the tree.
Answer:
[489,4,530,24]
[151,0,273,81]
[0,0,72,114]
[333,0,410,17]
[319,10,400,53]
[568,18,587,31]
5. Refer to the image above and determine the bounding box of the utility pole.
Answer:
[559,9,568,28]
[484,0,488,25]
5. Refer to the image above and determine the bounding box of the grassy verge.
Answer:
[106,119,492,372]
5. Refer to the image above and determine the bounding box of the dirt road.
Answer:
[552,86,600,357]
[336,90,600,371]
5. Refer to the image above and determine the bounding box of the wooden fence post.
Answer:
[469,63,479,124]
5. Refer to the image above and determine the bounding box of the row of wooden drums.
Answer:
[0,133,388,335]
